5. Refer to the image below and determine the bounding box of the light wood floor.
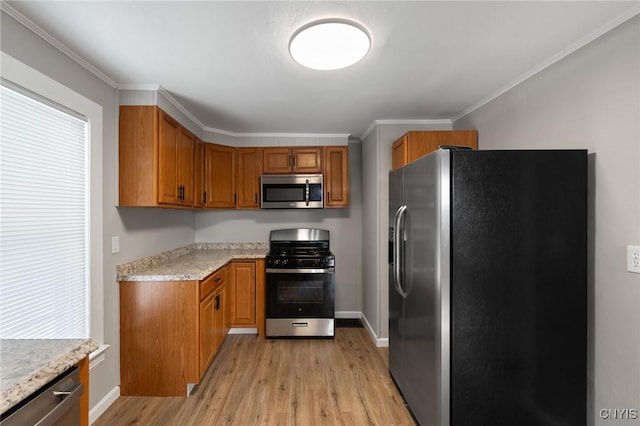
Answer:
[95,328,415,425]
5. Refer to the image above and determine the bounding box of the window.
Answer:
[0,82,89,338]
[0,52,103,342]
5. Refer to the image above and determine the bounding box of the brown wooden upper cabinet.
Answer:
[204,143,236,208]
[236,147,263,209]
[119,106,349,209]
[391,130,478,171]
[120,105,195,207]
[323,146,349,208]
[262,147,323,174]
[193,139,205,208]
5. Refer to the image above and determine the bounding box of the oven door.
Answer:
[265,268,335,318]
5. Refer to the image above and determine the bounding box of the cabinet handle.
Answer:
[327,191,330,201]
[214,295,220,310]
[292,155,296,167]
[234,193,237,205]
[288,155,292,167]
[177,185,182,200]
[203,191,207,204]
[214,277,221,283]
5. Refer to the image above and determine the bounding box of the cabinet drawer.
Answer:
[200,267,226,300]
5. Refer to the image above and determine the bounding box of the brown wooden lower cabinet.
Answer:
[119,259,265,396]
[229,259,265,337]
[75,356,89,426]
[120,279,199,396]
[199,266,228,376]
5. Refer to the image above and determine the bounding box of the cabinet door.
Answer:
[292,147,322,173]
[224,264,232,333]
[158,111,180,205]
[324,146,349,207]
[237,147,262,208]
[199,292,215,375]
[406,131,436,163]
[391,135,408,171]
[177,128,195,206]
[119,106,157,206]
[229,262,256,326]
[204,143,236,208]
[193,139,205,208]
[262,147,292,174]
[213,285,226,353]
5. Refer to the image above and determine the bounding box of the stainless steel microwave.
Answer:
[260,174,323,209]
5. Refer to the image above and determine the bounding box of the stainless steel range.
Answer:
[265,228,335,337]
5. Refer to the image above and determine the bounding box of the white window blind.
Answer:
[0,82,89,339]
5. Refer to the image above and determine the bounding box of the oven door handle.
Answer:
[266,268,335,274]
[305,179,310,206]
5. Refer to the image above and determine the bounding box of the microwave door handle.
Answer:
[305,179,310,206]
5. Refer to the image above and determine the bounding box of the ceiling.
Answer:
[5,1,639,138]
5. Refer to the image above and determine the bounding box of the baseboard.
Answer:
[336,311,389,347]
[335,311,361,319]
[89,385,119,425]
[360,313,389,347]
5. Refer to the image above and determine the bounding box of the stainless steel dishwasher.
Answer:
[0,366,82,426]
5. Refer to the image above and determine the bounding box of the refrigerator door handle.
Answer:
[393,204,408,298]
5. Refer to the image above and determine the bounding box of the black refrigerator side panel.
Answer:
[450,150,587,426]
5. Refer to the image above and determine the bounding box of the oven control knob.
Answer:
[313,259,321,266]
[273,259,280,266]
[282,259,288,266]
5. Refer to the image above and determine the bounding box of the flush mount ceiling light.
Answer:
[289,20,370,71]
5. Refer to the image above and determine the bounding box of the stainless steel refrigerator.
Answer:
[389,148,587,426]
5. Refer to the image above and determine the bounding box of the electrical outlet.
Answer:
[112,236,120,254]
[627,245,640,274]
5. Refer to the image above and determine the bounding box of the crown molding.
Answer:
[118,85,350,139]
[230,131,351,139]
[0,1,118,88]
[360,119,453,141]
[452,4,640,122]
[117,84,161,91]
[156,86,208,130]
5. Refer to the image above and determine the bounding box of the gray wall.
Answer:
[195,142,363,314]
[1,10,196,414]
[361,121,452,341]
[454,15,640,426]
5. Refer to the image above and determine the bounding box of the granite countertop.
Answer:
[117,242,269,281]
[0,339,98,414]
